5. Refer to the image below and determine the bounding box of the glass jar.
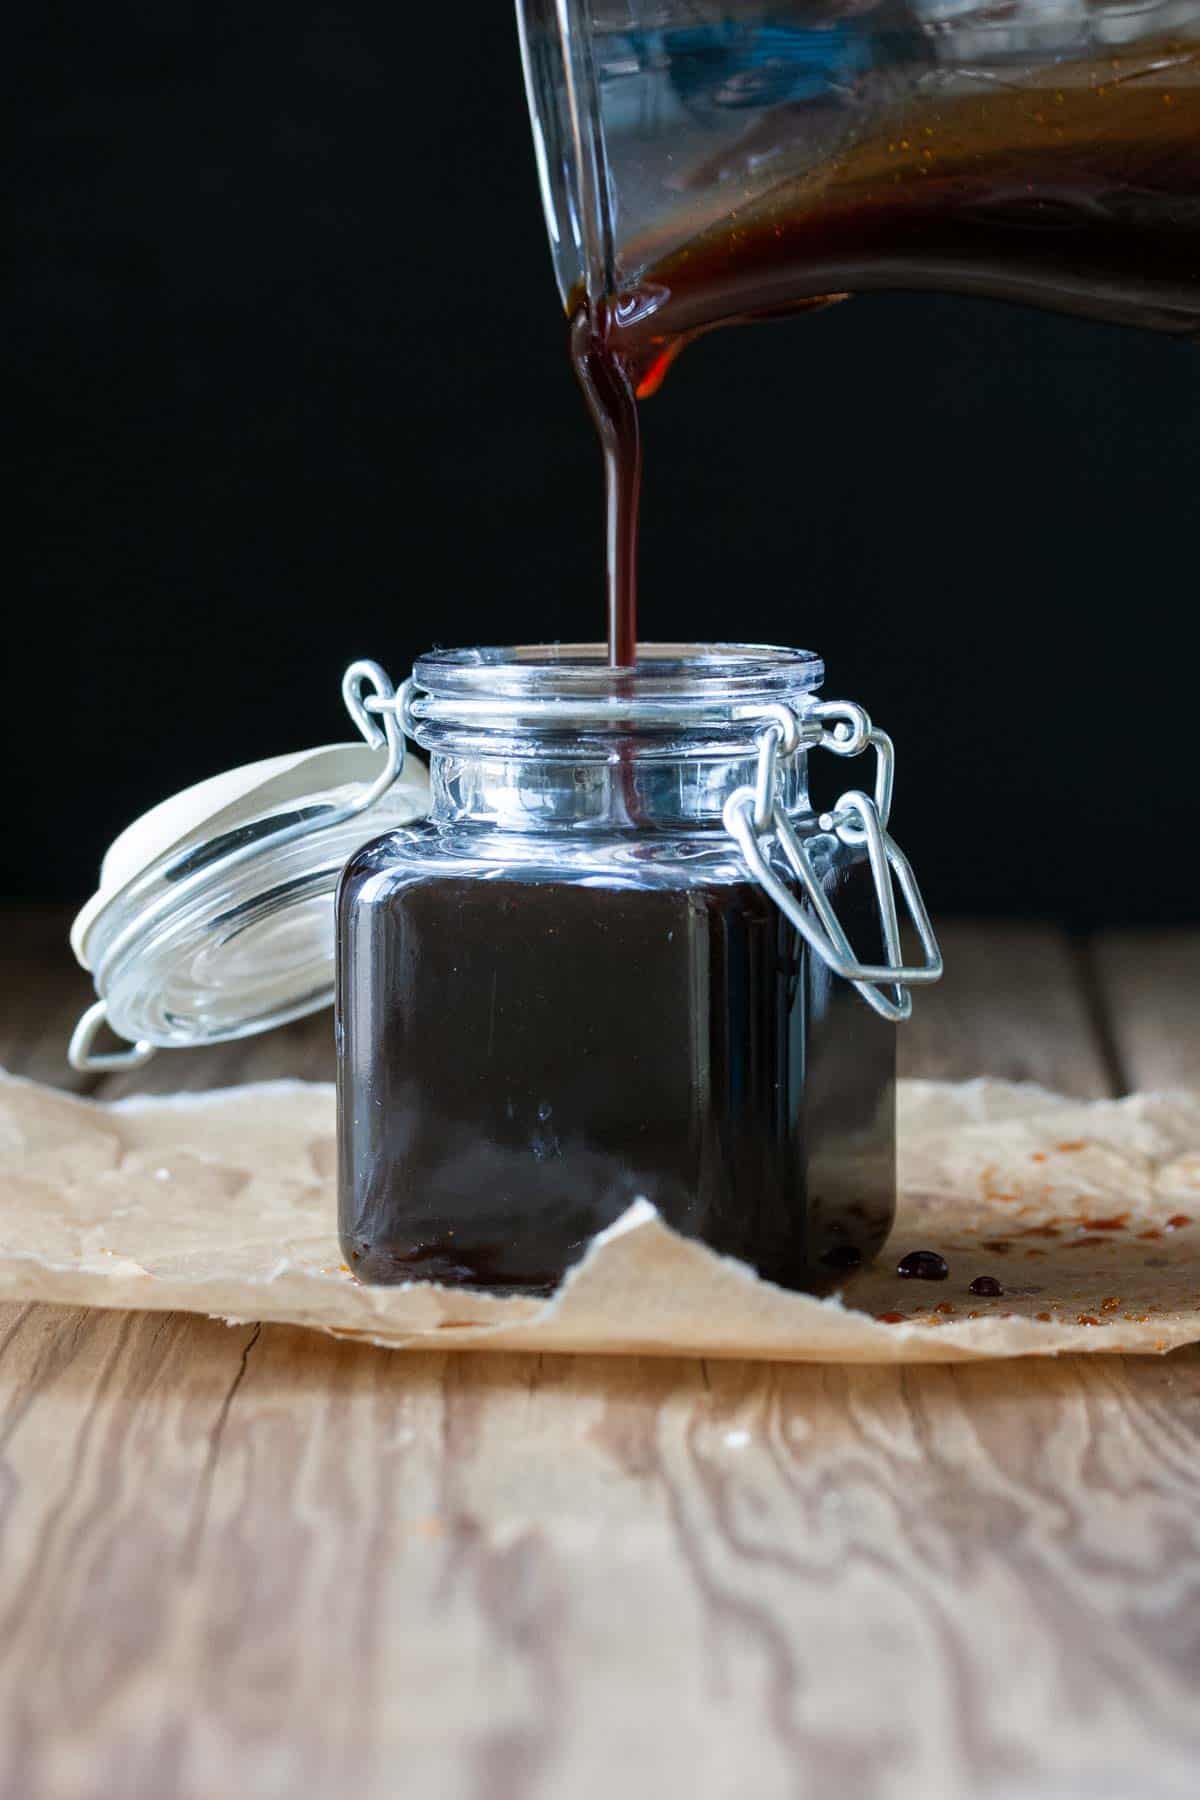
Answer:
[68,642,940,1300]
[336,642,940,1296]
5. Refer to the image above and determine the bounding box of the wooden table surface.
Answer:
[1,910,1198,1800]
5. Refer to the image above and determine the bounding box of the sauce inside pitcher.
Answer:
[561,15,1200,663]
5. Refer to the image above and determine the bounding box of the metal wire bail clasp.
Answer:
[723,700,943,1022]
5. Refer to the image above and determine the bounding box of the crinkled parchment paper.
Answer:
[1,1070,1198,1361]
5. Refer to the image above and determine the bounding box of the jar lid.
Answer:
[69,662,428,1071]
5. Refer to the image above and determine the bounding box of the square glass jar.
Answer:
[336,644,900,1297]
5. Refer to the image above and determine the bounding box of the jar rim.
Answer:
[413,642,824,702]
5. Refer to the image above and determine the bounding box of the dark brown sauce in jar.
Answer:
[337,848,894,1297]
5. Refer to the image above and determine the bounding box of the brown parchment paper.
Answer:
[1,1069,1199,1361]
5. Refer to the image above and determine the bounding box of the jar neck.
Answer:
[427,745,810,832]
[408,644,826,832]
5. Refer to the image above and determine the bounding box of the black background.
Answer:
[7,3,1198,922]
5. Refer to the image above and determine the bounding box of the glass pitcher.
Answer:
[517,0,1200,381]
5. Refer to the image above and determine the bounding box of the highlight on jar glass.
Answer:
[70,643,941,1299]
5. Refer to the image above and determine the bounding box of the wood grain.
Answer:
[0,1309,1197,1799]
[0,907,97,1093]
[899,921,1116,1098]
[1092,930,1200,1092]
[1,909,1198,1800]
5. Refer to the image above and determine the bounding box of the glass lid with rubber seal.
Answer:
[69,662,428,1072]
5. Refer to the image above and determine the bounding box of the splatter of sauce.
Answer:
[896,1250,949,1281]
